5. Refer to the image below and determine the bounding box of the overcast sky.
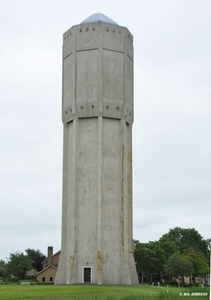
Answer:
[0,0,211,260]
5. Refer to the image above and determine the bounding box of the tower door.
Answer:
[83,267,91,283]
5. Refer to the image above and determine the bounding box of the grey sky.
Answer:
[0,0,211,259]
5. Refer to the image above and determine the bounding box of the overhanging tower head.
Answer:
[62,13,134,126]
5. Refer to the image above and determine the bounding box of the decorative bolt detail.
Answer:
[116,107,119,110]
[80,106,83,109]
[93,27,95,31]
[70,108,72,112]
[80,29,82,32]
[65,111,67,114]
[106,105,109,109]
[91,105,94,108]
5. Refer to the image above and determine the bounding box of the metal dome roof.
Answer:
[81,13,118,25]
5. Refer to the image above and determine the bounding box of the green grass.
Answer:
[0,284,209,300]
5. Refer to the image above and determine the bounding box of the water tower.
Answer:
[55,13,138,285]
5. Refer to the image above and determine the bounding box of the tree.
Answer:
[25,248,46,272]
[157,236,179,261]
[0,259,6,277]
[147,241,166,275]
[134,241,157,282]
[164,252,193,287]
[133,227,210,285]
[134,240,166,283]
[182,248,209,285]
[161,227,208,256]
[6,252,31,279]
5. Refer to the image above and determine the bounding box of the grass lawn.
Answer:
[0,284,209,300]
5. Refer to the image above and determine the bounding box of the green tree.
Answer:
[0,259,6,277]
[148,241,166,275]
[134,227,210,285]
[161,227,208,255]
[164,252,193,287]
[134,240,166,283]
[157,236,179,261]
[25,248,46,272]
[6,252,31,279]
[182,248,209,285]
[134,241,157,282]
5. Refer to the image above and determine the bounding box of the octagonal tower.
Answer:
[55,13,138,285]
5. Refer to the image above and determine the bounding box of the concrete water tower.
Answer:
[55,13,138,285]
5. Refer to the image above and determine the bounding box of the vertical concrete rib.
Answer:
[72,31,77,284]
[97,24,103,284]
[97,116,103,284]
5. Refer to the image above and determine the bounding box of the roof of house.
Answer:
[41,250,61,264]
[36,265,57,276]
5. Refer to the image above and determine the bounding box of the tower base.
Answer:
[55,250,139,285]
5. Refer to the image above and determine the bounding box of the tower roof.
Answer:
[81,13,118,26]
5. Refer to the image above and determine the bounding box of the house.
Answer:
[37,246,60,283]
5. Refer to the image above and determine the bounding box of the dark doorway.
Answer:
[83,267,91,283]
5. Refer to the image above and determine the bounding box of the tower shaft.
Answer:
[55,20,138,285]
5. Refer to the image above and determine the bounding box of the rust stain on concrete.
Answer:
[121,144,124,249]
[128,149,132,197]
[69,254,74,275]
[97,250,102,283]
[107,185,113,190]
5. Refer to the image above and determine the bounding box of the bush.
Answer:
[167,281,178,287]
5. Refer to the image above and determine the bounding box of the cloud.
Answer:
[0,0,211,260]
